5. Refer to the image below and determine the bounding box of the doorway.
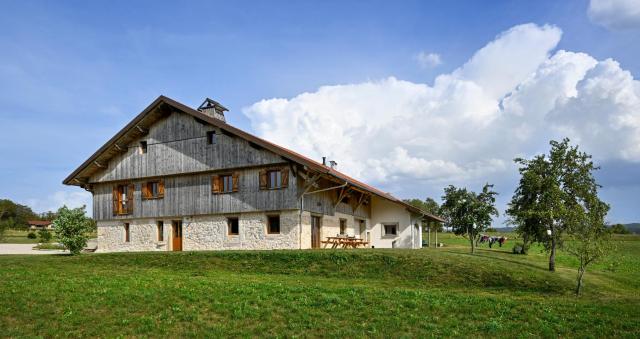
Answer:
[311,215,321,249]
[172,220,183,251]
[358,219,366,239]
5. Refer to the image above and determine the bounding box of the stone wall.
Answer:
[96,220,168,252]
[96,210,301,252]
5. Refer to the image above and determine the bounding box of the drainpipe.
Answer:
[298,181,348,249]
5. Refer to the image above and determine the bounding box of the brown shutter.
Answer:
[259,170,267,190]
[112,186,119,216]
[281,168,289,188]
[142,182,149,200]
[127,183,135,215]
[158,180,165,198]
[232,172,239,192]
[211,175,220,194]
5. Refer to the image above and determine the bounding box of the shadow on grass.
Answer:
[440,248,555,273]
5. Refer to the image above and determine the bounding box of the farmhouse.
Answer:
[63,96,443,252]
[28,220,52,230]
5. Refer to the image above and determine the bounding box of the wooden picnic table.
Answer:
[322,236,369,249]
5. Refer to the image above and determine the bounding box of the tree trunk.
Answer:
[470,232,475,254]
[549,235,556,272]
[575,265,586,295]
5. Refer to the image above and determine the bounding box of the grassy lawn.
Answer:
[0,235,638,337]
[0,229,41,244]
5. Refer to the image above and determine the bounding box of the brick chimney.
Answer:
[197,98,228,122]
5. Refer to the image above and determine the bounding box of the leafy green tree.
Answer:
[440,184,498,253]
[0,199,39,228]
[404,197,443,232]
[53,205,92,255]
[609,224,630,234]
[565,198,611,295]
[507,138,608,272]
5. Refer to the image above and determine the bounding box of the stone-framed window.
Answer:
[124,223,130,242]
[340,219,347,235]
[267,215,280,234]
[228,217,239,236]
[157,221,164,242]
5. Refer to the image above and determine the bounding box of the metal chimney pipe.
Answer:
[322,157,326,166]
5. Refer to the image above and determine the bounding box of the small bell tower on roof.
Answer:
[197,98,228,122]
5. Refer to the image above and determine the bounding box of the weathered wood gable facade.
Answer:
[91,111,302,220]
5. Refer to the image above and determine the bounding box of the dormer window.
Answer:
[206,131,216,145]
[139,141,148,154]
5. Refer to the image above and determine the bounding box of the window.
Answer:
[383,224,398,236]
[228,217,239,235]
[221,175,233,193]
[206,131,216,145]
[212,173,239,194]
[140,141,148,154]
[259,168,289,190]
[157,221,164,242]
[124,223,130,242]
[143,180,164,199]
[268,170,282,189]
[113,184,134,215]
[267,215,280,234]
[340,219,347,235]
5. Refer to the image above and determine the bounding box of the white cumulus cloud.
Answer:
[588,0,640,30]
[243,23,640,191]
[415,52,442,68]
[27,190,92,214]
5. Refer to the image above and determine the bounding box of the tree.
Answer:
[440,184,498,253]
[53,205,92,255]
[564,197,611,295]
[0,199,40,228]
[507,138,608,272]
[610,224,630,234]
[404,197,443,232]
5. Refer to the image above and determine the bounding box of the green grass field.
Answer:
[0,233,638,337]
[0,229,41,244]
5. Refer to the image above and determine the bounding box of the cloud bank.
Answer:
[244,23,640,193]
[588,0,640,30]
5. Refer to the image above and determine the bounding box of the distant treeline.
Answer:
[0,199,57,229]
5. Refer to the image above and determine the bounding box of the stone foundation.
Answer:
[96,210,301,252]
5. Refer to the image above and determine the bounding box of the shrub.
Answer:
[610,224,630,235]
[38,229,52,243]
[53,205,92,255]
[27,232,37,239]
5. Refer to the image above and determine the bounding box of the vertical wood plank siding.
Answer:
[89,112,284,183]
[93,167,298,220]
[301,189,370,219]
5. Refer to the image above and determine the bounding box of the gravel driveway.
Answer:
[0,244,67,255]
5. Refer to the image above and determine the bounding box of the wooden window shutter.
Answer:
[259,170,267,190]
[232,172,239,192]
[158,180,165,198]
[281,168,289,188]
[127,183,135,214]
[211,175,220,194]
[142,182,149,200]
[112,186,119,216]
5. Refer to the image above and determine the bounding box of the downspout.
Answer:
[298,181,349,249]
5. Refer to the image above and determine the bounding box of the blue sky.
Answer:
[1,0,639,224]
